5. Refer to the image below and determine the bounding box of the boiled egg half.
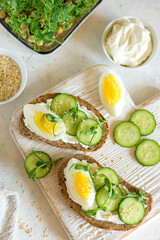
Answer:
[64,158,97,210]
[23,103,66,141]
[99,69,124,117]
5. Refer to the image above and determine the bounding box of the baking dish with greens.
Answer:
[0,0,102,54]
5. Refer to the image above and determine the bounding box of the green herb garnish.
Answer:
[69,163,89,172]
[83,207,104,217]
[0,0,98,50]
[41,113,61,136]
[28,150,63,181]
[118,190,149,202]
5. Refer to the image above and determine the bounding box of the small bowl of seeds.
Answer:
[0,48,27,104]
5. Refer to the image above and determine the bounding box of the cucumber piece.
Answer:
[135,139,160,166]
[104,185,122,212]
[50,93,77,117]
[76,119,103,146]
[93,167,119,190]
[24,151,52,179]
[130,109,156,136]
[114,121,141,148]
[118,197,145,225]
[62,110,87,136]
[96,186,109,207]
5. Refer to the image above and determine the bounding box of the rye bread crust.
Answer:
[19,93,109,152]
[58,154,153,231]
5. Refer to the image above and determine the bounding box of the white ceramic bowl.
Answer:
[0,48,27,105]
[102,16,158,68]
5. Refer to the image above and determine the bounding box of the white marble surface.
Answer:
[0,0,160,239]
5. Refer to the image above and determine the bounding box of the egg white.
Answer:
[99,69,125,117]
[23,103,66,141]
[64,158,97,210]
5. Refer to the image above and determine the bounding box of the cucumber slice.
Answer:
[135,139,160,166]
[114,121,141,148]
[104,185,122,212]
[96,186,109,207]
[24,151,52,179]
[118,197,145,225]
[76,119,103,146]
[62,110,87,136]
[93,167,119,190]
[130,109,156,136]
[50,93,77,117]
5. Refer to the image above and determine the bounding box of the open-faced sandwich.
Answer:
[19,93,108,151]
[58,154,153,230]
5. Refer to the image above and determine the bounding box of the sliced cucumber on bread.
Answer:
[118,197,145,225]
[50,93,77,117]
[62,110,87,136]
[93,167,119,190]
[76,118,103,146]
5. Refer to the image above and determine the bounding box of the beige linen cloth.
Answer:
[0,184,19,240]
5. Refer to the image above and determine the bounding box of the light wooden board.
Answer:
[10,65,160,240]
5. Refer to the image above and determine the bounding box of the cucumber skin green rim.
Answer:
[76,119,103,146]
[130,109,156,136]
[50,93,77,113]
[95,185,110,208]
[24,151,52,179]
[62,110,87,136]
[118,197,145,225]
[113,121,141,148]
[135,139,160,166]
[93,167,119,186]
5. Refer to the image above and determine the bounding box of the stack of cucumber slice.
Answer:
[114,109,160,166]
[50,93,105,146]
[84,166,146,225]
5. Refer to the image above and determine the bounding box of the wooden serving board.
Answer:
[10,65,160,240]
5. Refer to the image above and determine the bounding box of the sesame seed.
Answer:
[137,174,142,178]
[0,55,22,101]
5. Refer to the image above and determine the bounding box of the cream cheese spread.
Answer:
[105,19,152,67]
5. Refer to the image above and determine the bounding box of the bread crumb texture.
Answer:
[0,55,21,101]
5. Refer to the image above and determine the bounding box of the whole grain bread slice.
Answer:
[58,154,153,231]
[19,93,109,152]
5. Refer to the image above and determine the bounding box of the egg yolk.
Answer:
[102,74,122,105]
[34,112,58,136]
[74,171,91,200]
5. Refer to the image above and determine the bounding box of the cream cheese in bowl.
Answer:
[105,19,152,67]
